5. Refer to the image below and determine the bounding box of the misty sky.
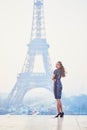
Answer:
[0,0,87,96]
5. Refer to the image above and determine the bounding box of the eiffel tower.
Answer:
[6,0,53,108]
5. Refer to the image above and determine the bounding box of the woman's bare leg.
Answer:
[56,99,61,113]
[55,99,64,117]
[59,99,64,117]
[56,99,63,112]
[59,99,63,112]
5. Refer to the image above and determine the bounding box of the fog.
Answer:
[0,0,87,96]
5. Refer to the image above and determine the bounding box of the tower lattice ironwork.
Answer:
[6,0,53,108]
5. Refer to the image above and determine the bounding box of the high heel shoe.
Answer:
[60,112,64,117]
[55,112,61,118]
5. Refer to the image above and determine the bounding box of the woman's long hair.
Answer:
[57,61,66,77]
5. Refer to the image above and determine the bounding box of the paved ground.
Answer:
[0,115,87,130]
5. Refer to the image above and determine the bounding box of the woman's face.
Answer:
[56,63,61,69]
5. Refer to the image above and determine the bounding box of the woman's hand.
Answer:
[53,79,56,82]
[52,75,56,81]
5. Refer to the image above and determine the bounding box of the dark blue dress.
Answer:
[53,68,63,99]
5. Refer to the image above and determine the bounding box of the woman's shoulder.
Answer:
[54,69,58,72]
[55,68,61,71]
[54,69,61,73]
[55,68,62,74]
[53,69,57,74]
[54,69,58,71]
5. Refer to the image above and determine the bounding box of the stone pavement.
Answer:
[0,115,87,130]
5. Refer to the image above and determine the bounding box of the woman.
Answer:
[52,61,66,118]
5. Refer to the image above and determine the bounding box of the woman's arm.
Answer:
[52,74,56,81]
